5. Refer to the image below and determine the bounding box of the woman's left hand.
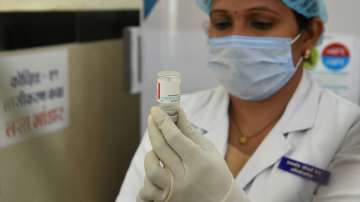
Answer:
[137,106,250,202]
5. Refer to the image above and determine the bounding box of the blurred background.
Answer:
[0,1,140,202]
[0,0,360,202]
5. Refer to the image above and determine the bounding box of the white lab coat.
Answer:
[116,71,360,202]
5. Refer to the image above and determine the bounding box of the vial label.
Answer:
[156,80,181,104]
[156,71,181,122]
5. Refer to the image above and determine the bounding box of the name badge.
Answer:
[279,157,330,185]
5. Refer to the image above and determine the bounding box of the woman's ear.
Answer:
[302,17,324,53]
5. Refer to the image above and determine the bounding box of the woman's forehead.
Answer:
[212,0,289,13]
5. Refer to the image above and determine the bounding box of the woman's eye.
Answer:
[250,21,274,30]
[213,21,232,30]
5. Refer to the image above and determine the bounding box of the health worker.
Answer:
[116,0,360,201]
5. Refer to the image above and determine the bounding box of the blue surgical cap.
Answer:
[196,0,328,23]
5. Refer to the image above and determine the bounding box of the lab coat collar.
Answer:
[236,71,322,190]
[184,85,230,155]
[280,70,321,133]
[193,85,294,190]
[197,87,230,155]
[236,118,293,190]
[192,70,322,190]
[193,70,320,153]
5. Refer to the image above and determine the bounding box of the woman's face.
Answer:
[208,0,323,69]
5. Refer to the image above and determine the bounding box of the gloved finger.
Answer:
[148,116,184,175]
[145,151,172,189]
[177,107,213,148]
[150,107,200,158]
[138,177,168,202]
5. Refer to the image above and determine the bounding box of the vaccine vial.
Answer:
[156,71,181,122]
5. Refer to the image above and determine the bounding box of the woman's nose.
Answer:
[229,21,250,36]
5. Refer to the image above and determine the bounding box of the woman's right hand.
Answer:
[137,106,250,202]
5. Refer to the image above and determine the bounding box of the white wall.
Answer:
[326,0,360,35]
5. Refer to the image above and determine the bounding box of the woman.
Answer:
[117,0,360,201]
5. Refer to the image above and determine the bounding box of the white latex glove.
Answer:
[137,106,250,202]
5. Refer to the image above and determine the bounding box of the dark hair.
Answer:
[294,12,312,31]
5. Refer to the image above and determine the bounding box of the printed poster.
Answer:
[306,34,360,104]
[0,48,69,148]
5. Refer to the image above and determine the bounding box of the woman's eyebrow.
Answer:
[210,9,228,16]
[246,6,281,16]
[210,6,281,17]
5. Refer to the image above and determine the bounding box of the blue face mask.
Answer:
[208,35,303,101]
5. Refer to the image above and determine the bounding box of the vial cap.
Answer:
[158,71,181,78]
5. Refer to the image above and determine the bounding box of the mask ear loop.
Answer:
[291,33,303,44]
[291,33,305,69]
[294,57,304,69]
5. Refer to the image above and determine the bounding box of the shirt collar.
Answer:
[190,70,321,146]
[186,86,230,154]
[280,70,321,134]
